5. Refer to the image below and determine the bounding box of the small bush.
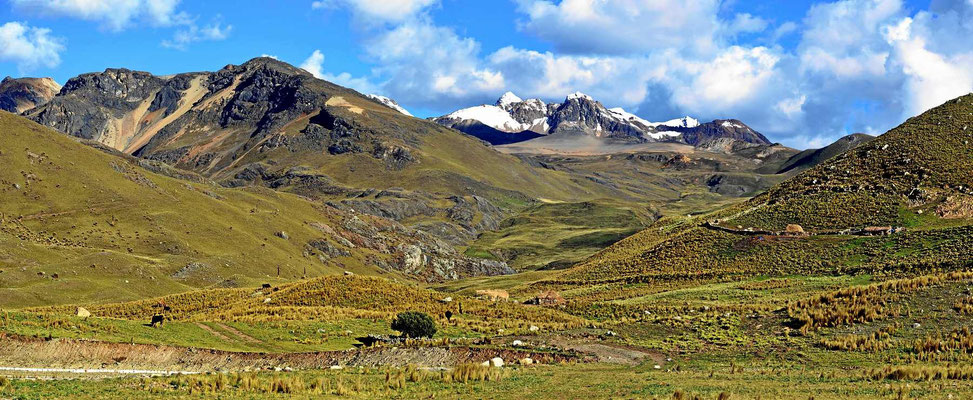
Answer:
[391,311,437,338]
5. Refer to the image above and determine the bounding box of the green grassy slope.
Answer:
[550,94,973,289]
[0,112,437,308]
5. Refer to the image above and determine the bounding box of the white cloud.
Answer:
[313,0,438,23]
[161,18,232,50]
[363,19,504,102]
[0,21,64,72]
[300,49,381,94]
[676,46,781,110]
[487,46,655,104]
[318,0,973,149]
[513,0,722,56]
[13,0,230,50]
[884,16,973,117]
[11,0,187,31]
[725,13,769,36]
[300,49,326,77]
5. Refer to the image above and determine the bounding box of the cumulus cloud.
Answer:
[363,19,504,103]
[513,0,722,56]
[11,0,187,31]
[13,0,231,50]
[318,0,973,149]
[0,21,64,72]
[300,49,381,94]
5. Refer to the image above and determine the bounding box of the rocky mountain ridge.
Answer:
[433,91,771,148]
[0,76,61,114]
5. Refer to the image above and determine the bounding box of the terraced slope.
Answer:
[0,112,512,308]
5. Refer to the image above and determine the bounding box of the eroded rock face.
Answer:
[25,58,422,172]
[0,77,61,114]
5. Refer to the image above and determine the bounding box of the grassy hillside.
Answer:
[3,275,584,352]
[536,94,973,299]
[0,112,511,308]
[726,94,973,231]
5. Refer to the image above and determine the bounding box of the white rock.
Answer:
[330,365,344,370]
[263,297,272,304]
[654,365,661,370]
[529,325,539,332]
[490,357,504,368]
[512,340,524,346]
[520,357,533,365]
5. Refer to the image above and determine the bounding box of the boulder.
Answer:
[489,357,504,368]
[76,307,91,318]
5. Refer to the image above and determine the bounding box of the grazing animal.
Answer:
[150,314,165,327]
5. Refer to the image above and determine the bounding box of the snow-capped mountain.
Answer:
[433,92,768,148]
[367,94,413,117]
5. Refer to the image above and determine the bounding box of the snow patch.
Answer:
[445,105,531,132]
[566,91,594,101]
[721,121,747,129]
[496,91,523,107]
[645,131,683,140]
[607,107,653,127]
[366,94,413,117]
[657,116,700,128]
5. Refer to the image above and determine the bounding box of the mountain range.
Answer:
[432,91,771,153]
[0,57,882,276]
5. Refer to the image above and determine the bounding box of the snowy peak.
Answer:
[366,94,413,117]
[496,91,523,107]
[433,91,769,150]
[444,105,531,132]
[566,91,594,102]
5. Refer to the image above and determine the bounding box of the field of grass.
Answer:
[463,201,651,271]
[4,356,973,399]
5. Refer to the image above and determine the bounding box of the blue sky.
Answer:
[1,0,971,149]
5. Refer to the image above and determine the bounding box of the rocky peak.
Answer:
[496,91,523,108]
[671,119,771,146]
[0,76,62,114]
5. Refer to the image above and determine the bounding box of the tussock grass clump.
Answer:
[954,296,973,315]
[820,324,899,351]
[866,365,973,381]
[448,363,505,383]
[912,327,973,361]
[788,271,973,333]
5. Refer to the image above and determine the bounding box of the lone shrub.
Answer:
[391,311,437,338]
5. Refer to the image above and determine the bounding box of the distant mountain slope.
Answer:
[776,133,874,174]
[24,58,636,247]
[0,112,513,307]
[0,77,60,114]
[433,92,771,151]
[556,93,973,284]
[25,58,601,202]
